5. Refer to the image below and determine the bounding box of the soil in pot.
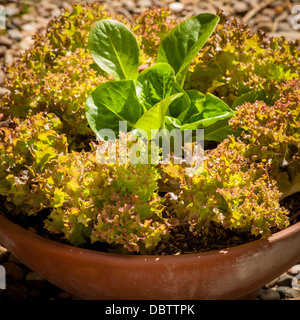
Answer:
[1,191,299,256]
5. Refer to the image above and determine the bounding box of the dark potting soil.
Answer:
[1,192,299,256]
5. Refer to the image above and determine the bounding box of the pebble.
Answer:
[21,23,38,33]
[0,245,7,255]
[0,246,8,263]
[0,35,13,47]
[268,31,300,41]
[7,29,23,42]
[259,263,300,300]
[10,17,24,28]
[138,0,153,8]
[254,16,272,24]
[25,272,45,282]
[257,22,274,33]
[285,288,300,299]
[233,2,249,13]
[5,282,28,300]
[180,0,194,5]
[265,277,278,289]
[244,0,258,9]
[288,264,300,275]
[169,2,185,13]
[4,49,14,66]
[276,286,291,296]
[57,291,71,300]
[161,0,175,4]
[27,285,46,299]
[1,262,24,281]
[15,36,34,52]
[4,4,20,17]
[292,277,300,290]
[258,288,281,300]
[0,251,78,300]
[277,273,294,287]
[19,13,36,24]
[0,45,7,57]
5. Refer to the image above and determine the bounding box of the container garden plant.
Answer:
[0,3,300,300]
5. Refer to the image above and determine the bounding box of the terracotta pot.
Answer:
[0,214,300,300]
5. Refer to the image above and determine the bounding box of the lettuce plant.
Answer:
[43,133,167,252]
[85,14,236,142]
[0,118,167,251]
[0,3,297,254]
[160,137,289,238]
[230,79,300,199]
[0,113,68,213]
[0,3,119,149]
[131,7,176,63]
[185,13,300,107]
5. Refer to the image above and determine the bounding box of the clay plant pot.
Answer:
[0,214,300,300]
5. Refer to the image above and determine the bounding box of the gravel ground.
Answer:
[0,0,300,300]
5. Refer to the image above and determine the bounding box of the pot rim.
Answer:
[1,213,300,260]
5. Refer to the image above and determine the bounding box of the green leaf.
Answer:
[203,119,238,142]
[89,19,139,80]
[185,93,234,127]
[69,222,92,247]
[178,92,234,129]
[170,82,191,118]
[165,93,235,141]
[85,80,142,139]
[135,63,190,117]
[136,63,174,107]
[164,116,183,130]
[53,189,70,208]
[157,13,219,86]
[134,93,183,139]
[165,117,238,142]
[179,89,205,123]
[231,90,267,109]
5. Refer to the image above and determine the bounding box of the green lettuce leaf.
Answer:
[89,19,139,80]
[135,63,190,117]
[85,80,142,139]
[231,90,268,109]
[157,13,219,86]
[134,93,183,139]
[165,92,235,141]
